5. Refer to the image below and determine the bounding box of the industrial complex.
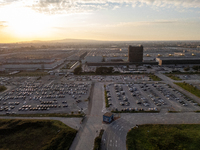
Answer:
[1,42,200,150]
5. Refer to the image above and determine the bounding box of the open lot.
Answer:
[0,119,77,150]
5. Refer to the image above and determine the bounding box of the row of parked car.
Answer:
[18,104,68,111]
[169,85,198,106]
[115,84,131,106]
[156,84,188,106]
[0,81,90,114]
[148,85,167,106]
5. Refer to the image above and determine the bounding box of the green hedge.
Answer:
[104,86,109,108]
[148,74,162,81]
[175,82,200,98]
[166,74,182,81]
[93,129,104,150]
[0,85,7,92]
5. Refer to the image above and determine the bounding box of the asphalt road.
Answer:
[101,118,132,150]
[70,82,106,150]
[101,112,200,150]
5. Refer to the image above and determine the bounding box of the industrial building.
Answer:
[156,57,200,66]
[82,56,103,63]
[0,59,65,71]
[128,45,143,62]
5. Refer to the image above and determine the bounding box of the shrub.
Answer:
[0,85,7,92]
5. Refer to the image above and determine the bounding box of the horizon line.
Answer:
[0,38,200,44]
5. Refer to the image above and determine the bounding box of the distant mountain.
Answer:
[50,38,101,43]
[20,38,105,44]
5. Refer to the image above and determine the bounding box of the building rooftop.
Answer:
[129,45,143,48]
[157,57,200,60]
[103,112,113,117]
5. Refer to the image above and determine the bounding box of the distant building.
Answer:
[156,57,200,66]
[82,56,103,63]
[120,48,128,52]
[103,112,113,123]
[128,45,143,62]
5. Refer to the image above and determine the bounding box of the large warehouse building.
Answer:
[156,57,200,66]
[128,45,143,62]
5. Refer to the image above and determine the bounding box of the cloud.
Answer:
[0,0,200,14]
[113,5,120,10]
[104,19,199,28]
[0,21,8,27]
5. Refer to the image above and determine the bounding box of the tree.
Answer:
[184,67,190,72]
[102,57,105,62]
[95,67,113,74]
[74,65,82,75]
[192,66,199,71]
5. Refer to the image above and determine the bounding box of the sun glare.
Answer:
[1,4,51,38]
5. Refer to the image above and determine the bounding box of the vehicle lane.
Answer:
[101,118,133,150]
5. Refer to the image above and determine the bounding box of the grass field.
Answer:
[175,82,200,98]
[166,74,182,81]
[127,124,200,150]
[148,74,162,81]
[0,113,83,118]
[0,119,77,150]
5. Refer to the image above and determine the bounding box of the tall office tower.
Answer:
[128,45,143,62]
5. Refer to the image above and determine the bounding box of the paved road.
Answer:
[70,82,105,150]
[101,118,132,150]
[102,112,200,150]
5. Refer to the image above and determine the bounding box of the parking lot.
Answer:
[0,77,91,115]
[105,83,200,112]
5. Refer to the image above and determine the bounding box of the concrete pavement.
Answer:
[70,82,105,150]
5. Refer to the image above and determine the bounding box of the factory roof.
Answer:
[157,57,200,60]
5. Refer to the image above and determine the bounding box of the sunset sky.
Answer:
[0,0,200,43]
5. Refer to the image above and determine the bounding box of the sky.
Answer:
[0,0,200,43]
